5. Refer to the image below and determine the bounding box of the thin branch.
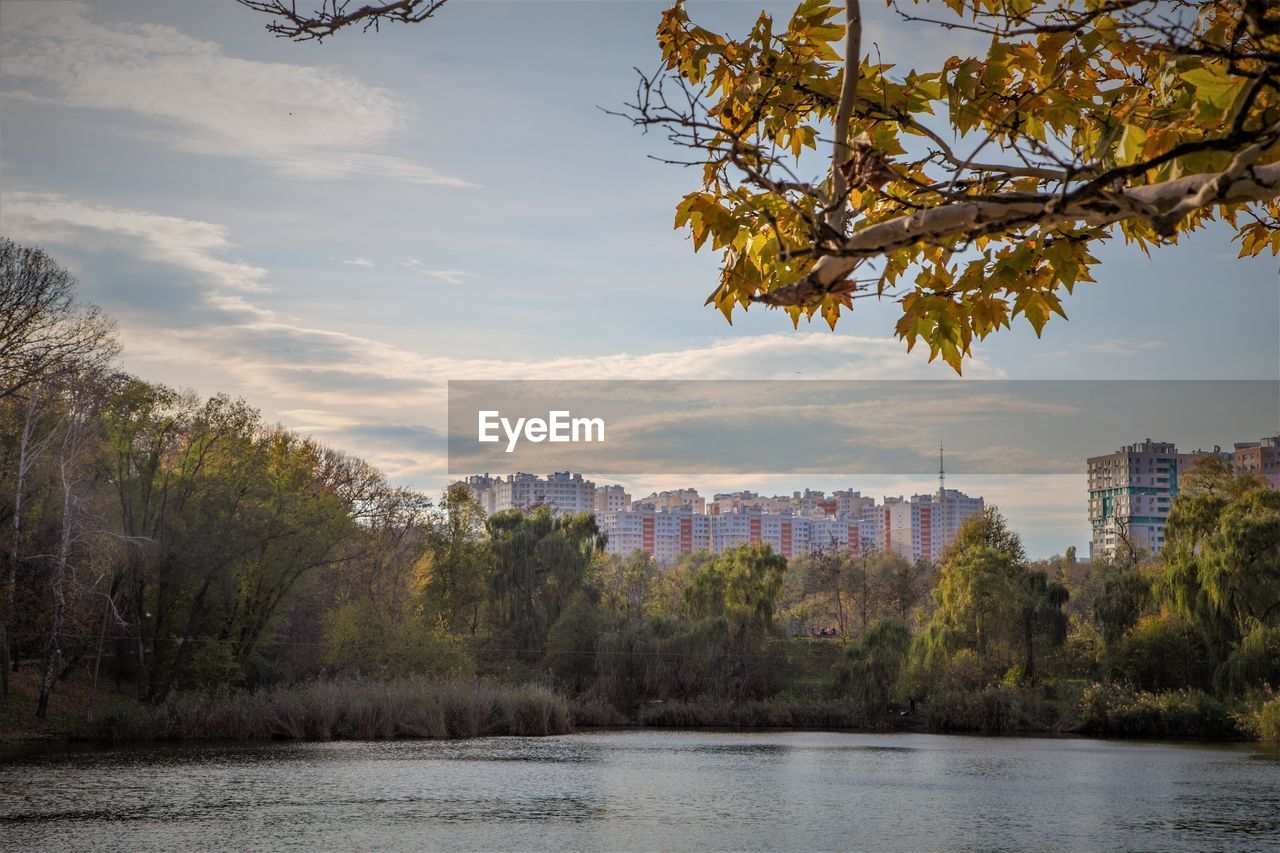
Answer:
[235,0,449,41]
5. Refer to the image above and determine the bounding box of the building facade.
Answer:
[463,472,983,565]
[880,489,984,562]
[462,471,597,516]
[635,488,705,514]
[1233,436,1280,491]
[593,484,632,514]
[1087,439,1227,559]
[600,505,711,562]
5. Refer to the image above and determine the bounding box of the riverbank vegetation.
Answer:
[3,238,1278,744]
[85,678,570,741]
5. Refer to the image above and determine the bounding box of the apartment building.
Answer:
[464,472,981,565]
[880,489,984,563]
[635,488,705,514]
[1087,439,1226,559]
[463,471,597,515]
[707,507,874,559]
[462,474,498,515]
[1233,436,1280,491]
[709,488,872,520]
[600,505,711,562]
[593,484,632,514]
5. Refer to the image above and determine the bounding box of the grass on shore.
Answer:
[6,661,1274,744]
[84,678,572,742]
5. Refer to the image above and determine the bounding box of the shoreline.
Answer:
[2,714,1262,750]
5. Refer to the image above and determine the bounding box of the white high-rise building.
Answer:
[708,507,876,559]
[882,488,983,563]
[1088,439,1227,559]
[600,505,711,561]
[463,471,598,516]
[461,474,499,515]
[464,471,982,565]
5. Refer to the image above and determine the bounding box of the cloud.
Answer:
[1,191,272,303]
[343,257,376,268]
[1086,339,1164,356]
[6,190,1010,496]
[1034,339,1165,359]
[403,258,472,284]
[0,1,472,187]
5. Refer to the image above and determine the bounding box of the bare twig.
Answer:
[235,0,449,41]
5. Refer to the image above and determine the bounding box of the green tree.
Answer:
[1092,565,1153,646]
[871,550,930,623]
[921,504,1067,687]
[1164,468,1280,690]
[685,543,787,632]
[1017,569,1069,685]
[543,590,607,694]
[1103,613,1214,692]
[220,429,357,680]
[420,483,489,635]
[104,384,264,702]
[684,544,788,697]
[940,505,1027,566]
[922,545,1021,669]
[486,507,603,657]
[839,617,911,712]
[598,550,657,627]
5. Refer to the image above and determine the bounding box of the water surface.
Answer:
[3,731,1278,851]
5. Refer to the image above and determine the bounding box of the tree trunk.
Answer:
[1024,620,1036,686]
[87,592,111,723]
[5,387,41,688]
[36,450,74,719]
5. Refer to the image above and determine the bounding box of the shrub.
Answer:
[1234,691,1280,743]
[1258,697,1280,744]
[921,685,1052,734]
[1077,683,1241,739]
[570,696,628,727]
[634,696,874,730]
[1103,615,1213,692]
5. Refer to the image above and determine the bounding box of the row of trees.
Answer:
[832,468,1280,722]
[0,237,802,718]
[4,237,1276,729]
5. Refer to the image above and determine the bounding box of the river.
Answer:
[3,731,1278,851]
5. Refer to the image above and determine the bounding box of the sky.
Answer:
[1,0,1277,557]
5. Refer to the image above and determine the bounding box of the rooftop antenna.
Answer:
[938,443,945,498]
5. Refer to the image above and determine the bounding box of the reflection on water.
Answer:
[2,731,1278,851]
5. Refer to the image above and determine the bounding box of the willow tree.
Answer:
[626,0,1280,370]
[1164,468,1280,691]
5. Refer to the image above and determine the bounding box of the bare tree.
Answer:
[0,238,117,402]
[36,371,110,718]
[236,0,450,41]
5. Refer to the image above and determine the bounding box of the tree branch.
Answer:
[235,0,449,41]
[755,161,1280,306]
[827,0,862,234]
